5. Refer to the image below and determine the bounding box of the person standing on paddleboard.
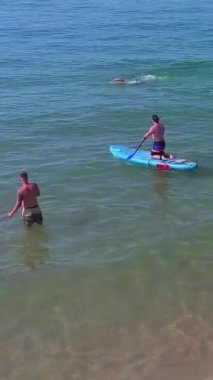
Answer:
[143,115,173,160]
[6,172,43,227]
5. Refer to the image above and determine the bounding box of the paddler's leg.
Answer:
[161,152,174,160]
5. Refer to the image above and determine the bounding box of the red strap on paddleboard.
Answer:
[156,163,170,170]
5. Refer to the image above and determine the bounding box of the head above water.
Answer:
[112,78,126,85]
[152,114,160,123]
[19,172,28,184]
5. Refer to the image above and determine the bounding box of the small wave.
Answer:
[126,75,157,84]
[140,74,157,82]
[136,74,168,82]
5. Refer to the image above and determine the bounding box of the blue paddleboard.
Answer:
[109,145,198,171]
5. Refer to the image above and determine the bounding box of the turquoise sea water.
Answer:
[0,0,213,379]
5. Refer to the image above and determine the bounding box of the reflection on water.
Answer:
[148,170,171,221]
[19,227,50,271]
[152,170,170,201]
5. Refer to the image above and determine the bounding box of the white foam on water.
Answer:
[140,74,157,81]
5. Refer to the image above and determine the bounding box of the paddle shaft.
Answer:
[127,138,145,160]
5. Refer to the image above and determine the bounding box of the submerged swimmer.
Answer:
[112,77,142,85]
[112,75,157,85]
[143,115,174,160]
[112,78,126,85]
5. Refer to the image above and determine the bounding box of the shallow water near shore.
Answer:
[0,0,213,379]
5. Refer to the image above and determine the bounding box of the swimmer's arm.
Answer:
[35,184,40,197]
[6,191,22,219]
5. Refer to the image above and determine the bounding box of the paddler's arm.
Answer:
[6,190,22,219]
[143,124,155,140]
[36,184,40,197]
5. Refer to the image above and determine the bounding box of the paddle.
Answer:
[127,138,145,160]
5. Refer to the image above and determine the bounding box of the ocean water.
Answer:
[0,0,213,379]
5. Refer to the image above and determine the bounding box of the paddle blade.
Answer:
[127,152,135,160]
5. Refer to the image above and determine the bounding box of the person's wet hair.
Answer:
[152,115,159,123]
[20,172,28,181]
